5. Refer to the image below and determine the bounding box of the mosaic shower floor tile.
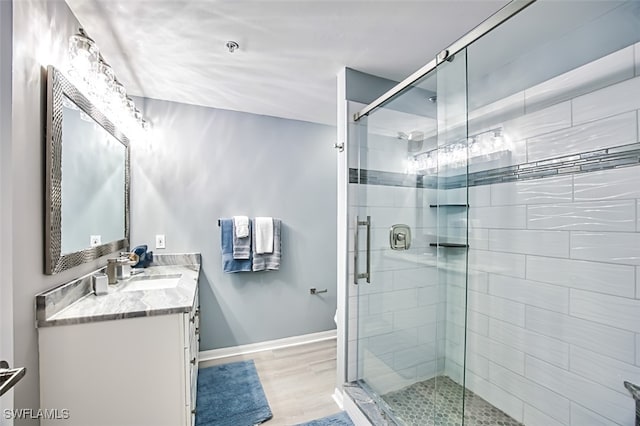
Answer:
[383,376,523,426]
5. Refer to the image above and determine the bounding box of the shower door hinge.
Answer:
[334,142,344,152]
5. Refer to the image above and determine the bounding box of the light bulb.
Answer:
[68,33,99,78]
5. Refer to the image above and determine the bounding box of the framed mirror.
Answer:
[45,66,130,275]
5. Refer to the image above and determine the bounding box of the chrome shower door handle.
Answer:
[354,216,371,284]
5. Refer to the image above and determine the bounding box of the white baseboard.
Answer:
[198,329,337,362]
[332,387,344,410]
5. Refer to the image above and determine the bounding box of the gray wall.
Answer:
[1,0,14,421]
[131,97,337,350]
[11,1,117,423]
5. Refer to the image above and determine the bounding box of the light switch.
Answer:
[155,234,166,249]
[90,235,101,247]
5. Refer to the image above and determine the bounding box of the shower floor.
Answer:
[383,376,523,426]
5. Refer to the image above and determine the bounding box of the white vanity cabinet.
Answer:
[38,289,199,426]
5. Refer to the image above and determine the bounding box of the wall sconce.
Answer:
[67,28,151,140]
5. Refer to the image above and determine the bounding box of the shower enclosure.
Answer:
[343,1,640,425]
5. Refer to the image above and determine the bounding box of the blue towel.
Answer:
[252,219,281,271]
[221,219,252,273]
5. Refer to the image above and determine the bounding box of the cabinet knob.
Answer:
[191,409,196,415]
[195,328,200,335]
[191,357,197,365]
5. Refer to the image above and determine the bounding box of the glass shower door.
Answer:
[349,55,470,425]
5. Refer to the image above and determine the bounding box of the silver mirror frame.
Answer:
[45,65,130,275]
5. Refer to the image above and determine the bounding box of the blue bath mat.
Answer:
[195,360,273,426]
[296,412,354,426]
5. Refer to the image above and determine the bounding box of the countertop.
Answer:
[36,253,200,328]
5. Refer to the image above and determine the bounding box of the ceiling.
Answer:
[64,0,510,126]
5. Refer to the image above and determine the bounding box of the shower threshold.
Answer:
[384,376,523,426]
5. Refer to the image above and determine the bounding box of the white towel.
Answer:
[233,216,249,238]
[252,219,281,271]
[255,217,274,254]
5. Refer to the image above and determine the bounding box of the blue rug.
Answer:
[195,360,273,426]
[296,412,354,426]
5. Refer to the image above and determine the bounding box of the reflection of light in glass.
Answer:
[68,32,99,78]
[62,96,79,111]
[79,111,93,123]
[66,29,151,141]
[407,127,511,174]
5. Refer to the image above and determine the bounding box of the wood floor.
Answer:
[198,338,341,425]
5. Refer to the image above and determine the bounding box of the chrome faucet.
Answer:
[106,256,131,284]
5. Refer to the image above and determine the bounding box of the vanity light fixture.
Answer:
[67,28,150,140]
[407,127,511,174]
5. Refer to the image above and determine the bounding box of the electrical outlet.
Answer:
[90,235,101,247]
[155,234,166,249]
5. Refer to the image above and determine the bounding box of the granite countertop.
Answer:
[36,253,200,328]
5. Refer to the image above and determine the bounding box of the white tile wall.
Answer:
[467,331,525,375]
[468,290,526,327]
[524,404,565,426]
[468,249,526,278]
[490,362,571,424]
[527,111,637,162]
[524,45,635,114]
[525,356,634,425]
[503,101,572,142]
[490,176,573,206]
[468,91,525,135]
[570,289,640,332]
[570,403,620,426]
[468,185,492,207]
[459,41,640,426]
[525,306,636,364]
[526,255,635,298]
[489,274,569,313]
[489,229,569,258]
[569,346,640,396]
[570,231,640,265]
[393,305,437,330]
[574,166,640,201]
[469,205,526,229]
[490,319,570,369]
[368,288,418,315]
[527,200,636,232]
[572,75,640,125]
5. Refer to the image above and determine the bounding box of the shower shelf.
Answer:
[429,204,469,208]
[430,242,469,248]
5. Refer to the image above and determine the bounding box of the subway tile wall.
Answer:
[461,41,640,425]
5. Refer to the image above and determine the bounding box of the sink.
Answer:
[122,274,182,292]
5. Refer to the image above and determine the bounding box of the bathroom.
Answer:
[2,0,640,425]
